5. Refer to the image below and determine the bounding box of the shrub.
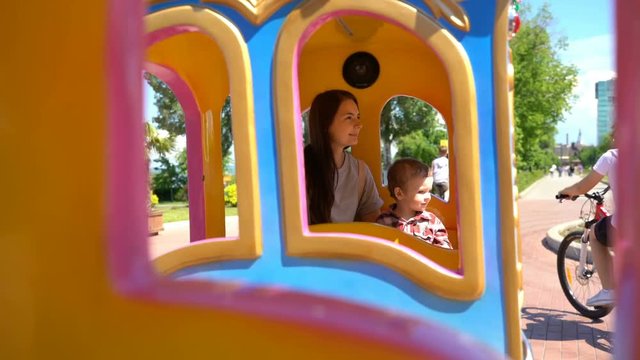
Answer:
[224,183,238,206]
[516,169,545,193]
[174,187,188,202]
[149,191,159,208]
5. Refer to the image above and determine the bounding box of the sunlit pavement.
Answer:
[148,216,238,259]
[519,175,614,359]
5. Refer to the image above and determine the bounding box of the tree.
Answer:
[219,96,234,170]
[394,131,439,165]
[145,121,175,160]
[578,132,613,168]
[144,72,185,135]
[380,96,439,170]
[510,4,578,171]
[152,153,187,202]
[144,73,234,164]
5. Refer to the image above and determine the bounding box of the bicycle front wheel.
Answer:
[556,230,613,319]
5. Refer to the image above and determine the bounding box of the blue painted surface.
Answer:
[151,0,510,355]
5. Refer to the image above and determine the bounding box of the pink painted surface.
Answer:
[107,0,155,287]
[614,0,640,359]
[107,3,496,358]
[146,25,200,48]
[144,61,205,242]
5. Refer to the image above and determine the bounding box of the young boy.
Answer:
[377,158,452,249]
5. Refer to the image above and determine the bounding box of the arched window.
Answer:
[274,1,484,300]
[140,6,261,275]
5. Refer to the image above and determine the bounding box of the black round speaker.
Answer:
[342,51,380,89]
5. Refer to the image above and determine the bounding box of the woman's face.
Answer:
[328,99,361,149]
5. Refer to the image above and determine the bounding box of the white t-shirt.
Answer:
[331,152,384,223]
[593,148,618,226]
[431,156,449,184]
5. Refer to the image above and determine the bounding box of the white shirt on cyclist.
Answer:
[592,148,618,227]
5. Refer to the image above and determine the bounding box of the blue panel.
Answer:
[152,0,509,355]
[148,0,198,14]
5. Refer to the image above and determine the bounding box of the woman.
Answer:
[304,90,383,224]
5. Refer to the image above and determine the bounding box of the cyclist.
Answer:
[558,147,618,307]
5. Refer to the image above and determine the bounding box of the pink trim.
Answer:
[146,25,200,47]
[614,0,640,358]
[107,0,154,288]
[107,5,492,357]
[144,62,206,242]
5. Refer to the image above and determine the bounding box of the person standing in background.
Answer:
[431,146,449,200]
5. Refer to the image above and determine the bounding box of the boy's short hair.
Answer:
[386,158,430,199]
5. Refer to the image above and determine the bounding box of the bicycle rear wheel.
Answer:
[556,230,613,319]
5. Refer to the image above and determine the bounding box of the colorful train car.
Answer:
[2,0,639,359]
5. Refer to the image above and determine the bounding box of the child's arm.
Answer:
[430,215,452,249]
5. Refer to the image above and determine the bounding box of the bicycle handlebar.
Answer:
[556,186,610,202]
[555,194,573,200]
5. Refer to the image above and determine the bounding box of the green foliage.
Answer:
[145,122,175,159]
[152,150,188,201]
[578,132,613,168]
[380,96,440,170]
[220,96,234,163]
[144,72,186,135]
[578,146,599,168]
[162,206,190,223]
[144,73,234,163]
[149,191,159,208]
[516,169,546,192]
[156,202,237,223]
[394,131,439,165]
[510,4,578,171]
[224,183,238,206]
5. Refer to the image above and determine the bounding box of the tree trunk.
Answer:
[382,140,393,171]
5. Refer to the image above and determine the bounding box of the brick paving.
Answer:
[519,175,614,359]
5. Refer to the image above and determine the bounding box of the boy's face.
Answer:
[396,175,432,212]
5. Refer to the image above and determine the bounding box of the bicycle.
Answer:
[555,186,613,319]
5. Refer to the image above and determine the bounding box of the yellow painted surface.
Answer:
[274,0,484,300]
[0,2,436,358]
[150,0,294,25]
[146,7,263,271]
[493,0,524,358]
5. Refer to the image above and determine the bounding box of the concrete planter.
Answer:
[148,210,164,236]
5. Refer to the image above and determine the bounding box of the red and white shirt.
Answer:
[376,205,452,249]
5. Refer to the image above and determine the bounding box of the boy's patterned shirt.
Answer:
[376,205,452,249]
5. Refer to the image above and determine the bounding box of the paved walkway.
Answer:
[148,216,237,259]
[148,174,615,359]
[519,174,614,359]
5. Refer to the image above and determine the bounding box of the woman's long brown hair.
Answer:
[304,90,358,224]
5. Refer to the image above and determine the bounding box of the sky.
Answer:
[525,0,615,145]
[144,0,616,147]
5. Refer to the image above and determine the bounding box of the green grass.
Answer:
[154,202,238,223]
[162,206,190,223]
[516,169,546,193]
